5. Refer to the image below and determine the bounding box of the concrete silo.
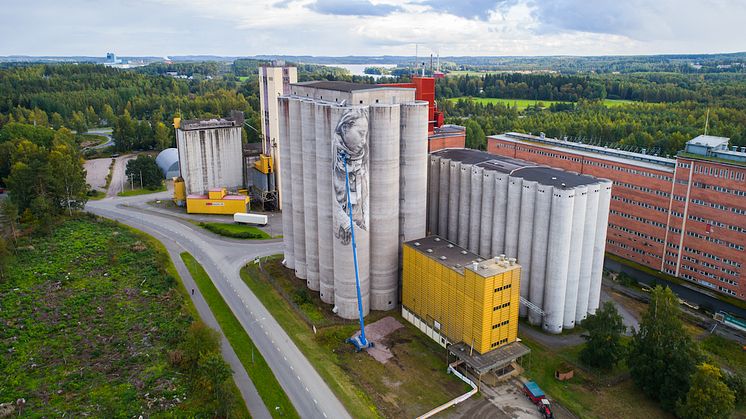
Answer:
[504,177,522,258]
[563,186,587,329]
[468,166,483,254]
[288,99,307,280]
[491,173,509,256]
[315,102,335,304]
[301,100,320,290]
[278,97,295,270]
[516,180,537,317]
[588,180,613,314]
[457,164,471,249]
[427,155,440,235]
[447,160,460,243]
[576,184,600,323]
[438,158,450,237]
[478,170,495,258]
[528,184,551,326]
[542,188,575,333]
[399,101,429,243]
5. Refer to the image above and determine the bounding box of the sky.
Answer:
[2,0,745,57]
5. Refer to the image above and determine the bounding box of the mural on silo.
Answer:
[332,107,370,245]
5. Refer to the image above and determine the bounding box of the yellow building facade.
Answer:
[402,236,521,354]
[186,188,249,215]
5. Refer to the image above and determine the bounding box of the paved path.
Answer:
[86,195,350,419]
[107,154,136,197]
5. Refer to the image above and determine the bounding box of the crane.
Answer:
[340,152,374,351]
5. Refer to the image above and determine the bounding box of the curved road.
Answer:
[86,194,350,419]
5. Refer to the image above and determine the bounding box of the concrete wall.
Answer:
[278,97,295,270]
[176,126,243,195]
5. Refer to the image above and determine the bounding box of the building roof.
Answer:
[491,132,676,171]
[449,341,531,374]
[433,148,604,189]
[688,135,729,148]
[405,235,519,277]
[179,111,245,131]
[291,80,411,93]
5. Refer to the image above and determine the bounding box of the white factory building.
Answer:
[427,149,613,333]
[278,81,429,319]
[175,111,244,195]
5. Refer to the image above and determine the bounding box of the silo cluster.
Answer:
[427,149,612,333]
[279,91,428,320]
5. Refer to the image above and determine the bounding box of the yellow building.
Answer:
[186,187,249,215]
[402,236,521,354]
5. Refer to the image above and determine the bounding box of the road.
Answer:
[107,154,136,197]
[86,194,350,419]
[88,128,115,149]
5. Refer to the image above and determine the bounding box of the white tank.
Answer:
[399,101,428,243]
[504,176,522,258]
[468,166,483,254]
[479,170,495,257]
[528,184,551,326]
[331,105,371,319]
[576,184,600,323]
[517,180,537,317]
[491,173,509,255]
[588,180,613,314]
[369,104,401,311]
[278,97,295,270]
[542,188,575,334]
[447,160,461,243]
[428,155,440,235]
[457,163,471,249]
[438,158,451,237]
[315,102,335,304]
[563,186,587,329]
[288,98,307,279]
[301,100,320,290]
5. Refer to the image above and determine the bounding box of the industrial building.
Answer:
[278,81,428,319]
[427,148,613,333]
[488,132,746,300]
[155,148,179,179]
[174,112,244,195]
[258,63,297,209]
[186,187,249,215]
[401,236,521,353]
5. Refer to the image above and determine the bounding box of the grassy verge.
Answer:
[199,222,272,239]
[0,216,247,417]
[241,256,471,418]
[180,252,298,419]
[117,184,167,197]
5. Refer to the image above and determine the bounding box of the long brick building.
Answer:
[488,132,746,300]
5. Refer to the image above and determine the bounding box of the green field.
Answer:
[181,253,298,418]
[447,96,634,110]
[0,217,247,417]
[241,256,470,419]
[199,222,272,239]
[117,184,167,197]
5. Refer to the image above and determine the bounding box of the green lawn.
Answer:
[447,96,634,110]
[117,184,167,197]
[199,222,272,239]
[241,256,471,418]
[180,252,298,419]
[0,217,247,417]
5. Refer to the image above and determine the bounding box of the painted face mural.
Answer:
[332,107,369,245]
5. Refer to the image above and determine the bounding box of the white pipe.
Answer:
[416,362,478,419]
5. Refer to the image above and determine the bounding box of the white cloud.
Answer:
[0,0,743,56]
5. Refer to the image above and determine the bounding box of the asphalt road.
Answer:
[107,154,136,197]
[86,194,350,419]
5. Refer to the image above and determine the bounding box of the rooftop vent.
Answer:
[426,249,433,253]
[440,256,447,261]
[472,262,479,270]
[414,242,421,246]
[434,237,441,242]
[460,250,468,255]
[455,264,462,269]
[447,244,454,248]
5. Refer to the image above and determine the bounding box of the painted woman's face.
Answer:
[343,117,368,155]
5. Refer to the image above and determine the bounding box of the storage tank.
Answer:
[399,101,428,243]
[331,106,371,319]
[315,102,335,304]
[479,169,495,257]
[542,188,575,334]
[517,180,537,317]
[427,155,440,235]
[468,166,483,254]
[563,186,587,329]
[588,180,613,314]
[457,163,471,249]
[301,100,320,290]
[278,98,295,270]
[369,104,400,311]
[447,160,461,242]
[289,98,307,279]
[576,184,600,323]
[438,158,451,237]
[504,177,522,258]
[528,184,551,326]
[491,173,509,256]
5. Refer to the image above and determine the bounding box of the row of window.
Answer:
[684,247,741,268]
[491,338,510,348]
[693,164,746,181]
[494,284,512,293]
[694,182,746,197]
[687,214,746,235]
[492,320,511,330]
[681,255,740,277]
[609,209,667,229]
[612,195,669,213]
[608,239,661,258]
[681,265,738,286]
[585,159,673,181]
[686,231,745,250]
[690,198,746,216]
[609,223,665,244]
[615,180,670,197]
[515,146,583,163]
[493,302,511,311]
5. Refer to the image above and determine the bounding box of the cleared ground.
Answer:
[83,157,113,192]
[446,96,634,109]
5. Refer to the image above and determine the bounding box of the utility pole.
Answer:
[140,171,143,190]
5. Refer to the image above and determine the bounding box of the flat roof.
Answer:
[688,134,729,148]
[490,132,676,172]
[449,341,531,374]
[404,235,519,276]
[179,117,241,131]
[433,148,604,189]
[291,80,412,93]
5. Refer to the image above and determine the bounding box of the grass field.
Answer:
[199,222,272,239]
[241,256,471,419]
[447,96,634,110]
[180,253,298,418]
[0,216,247,417]
[117,184,167,197]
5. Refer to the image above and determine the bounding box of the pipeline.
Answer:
[415,361,478,419]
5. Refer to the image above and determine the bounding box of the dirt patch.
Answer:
[351,316,404,363]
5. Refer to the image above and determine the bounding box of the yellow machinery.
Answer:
[402,236,521,354]
[186,187,250,215]
[254,154,274,174]
[173,177,186,207]
[173,117,181,129]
